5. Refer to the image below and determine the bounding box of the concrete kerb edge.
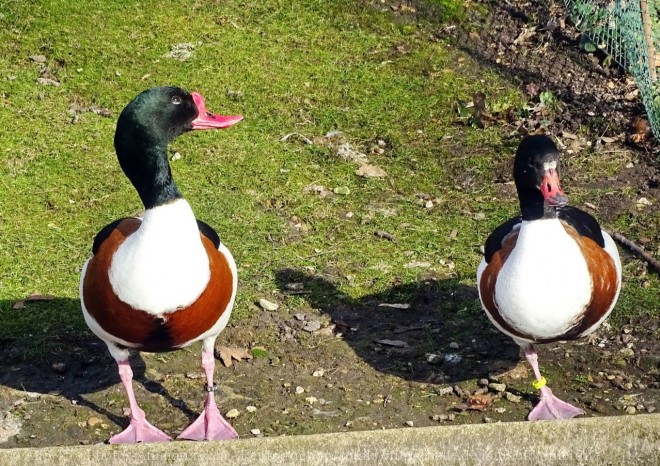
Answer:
[0,414,658,465]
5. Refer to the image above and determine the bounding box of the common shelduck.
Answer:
[80,86,243,443]
[477,135,622,420]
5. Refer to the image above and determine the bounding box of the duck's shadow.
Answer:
[275,269,520,384]
[0,298,196,427]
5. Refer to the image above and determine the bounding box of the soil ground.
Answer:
[1,0,658,448]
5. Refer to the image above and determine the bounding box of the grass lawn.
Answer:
[0,0,657,350]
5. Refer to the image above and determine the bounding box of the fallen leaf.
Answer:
[215,346,253,367]
[374,339,409,348]
[467,393,495,410]
[29,55,47,63]
[524,82,541,97]
[630,117,651,144]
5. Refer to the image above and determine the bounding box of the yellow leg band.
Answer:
[532,377,547,390]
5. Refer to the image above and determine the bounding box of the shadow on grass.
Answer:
[0,298,196,428]
[275,268,520,384]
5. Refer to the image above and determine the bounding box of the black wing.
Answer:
[197,219,220,249]
[557,206,605,247]
[91,217,134,255]
[484,216,522,263]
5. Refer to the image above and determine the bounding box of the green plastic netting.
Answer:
[564,0,660,138]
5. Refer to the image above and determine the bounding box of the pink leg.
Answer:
[177,347,238,441]
[523,346,584,421]
[109,360,171,444]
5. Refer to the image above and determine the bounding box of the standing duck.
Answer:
[477,135,621,420]
[80,87,243,443]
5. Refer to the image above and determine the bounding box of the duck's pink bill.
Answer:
[191,92,243,130]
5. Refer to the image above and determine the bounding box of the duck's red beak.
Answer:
[190,92,243,130]
[540,168,568,206]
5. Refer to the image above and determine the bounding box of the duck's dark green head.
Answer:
[513,134,568,220]
[114,86,243,209]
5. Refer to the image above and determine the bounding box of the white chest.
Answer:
[494,219,593,339]
[109,199,210,314]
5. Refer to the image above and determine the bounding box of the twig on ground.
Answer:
[608,230,660,274]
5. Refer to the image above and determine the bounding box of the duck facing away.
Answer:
[80,86,243,443]
[477,135,621,420]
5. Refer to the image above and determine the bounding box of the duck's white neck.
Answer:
[109,199,210,314]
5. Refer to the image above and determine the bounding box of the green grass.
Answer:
[0,0,657,351]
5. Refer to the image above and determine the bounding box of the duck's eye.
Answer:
[171,95,182,105]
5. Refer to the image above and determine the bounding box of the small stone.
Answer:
[225,409,240,419]
[504,392,522,403]
[483,417,494,423]
[478,379,489,387]
[250,429,261,435]
[333,186,350,195]
[647,406,656,413]
[303,320,322,332]
[426,353,443,364]
[283,382,292,388]
[293,313,306,321]
[258,298,279,311]
[436,386,453,396]
[295,386,305,394]
[170,151,182,161]
[345,421,353,427]
[305,397,318,404]
[494,407,506,414]
[449,342,459,349]
[312,370,324,377]
[29,55,47,63]
[87,417,102,427]
[488,383,507,393]
[625,406,636,415]
[246,406,257,413]
[405,421,414,427]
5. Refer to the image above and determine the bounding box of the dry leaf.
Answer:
[466,393,495,411]
[355,164,387,178]
[216,346,253,367]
